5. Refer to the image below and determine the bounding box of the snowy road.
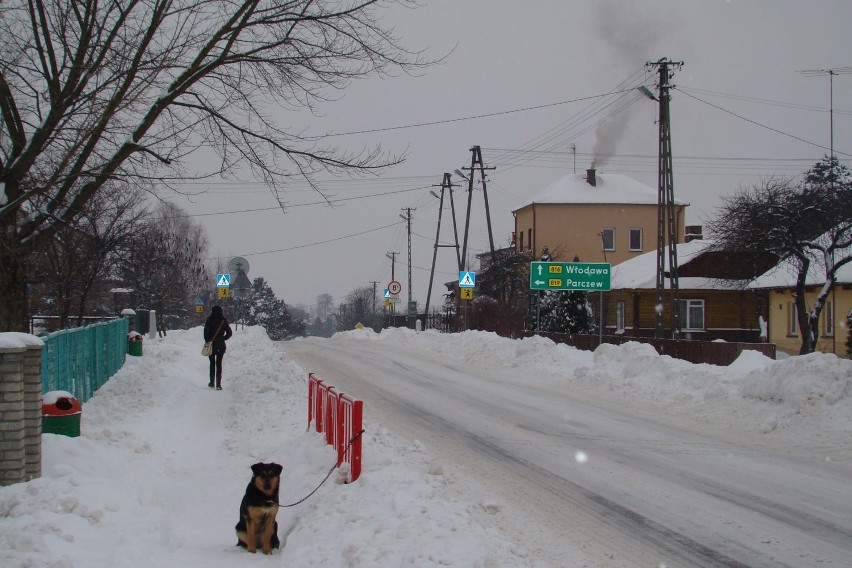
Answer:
[284,336,852,568]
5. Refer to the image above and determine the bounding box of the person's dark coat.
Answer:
[204,306,233,354]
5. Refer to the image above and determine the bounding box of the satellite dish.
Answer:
[228,256,250,275]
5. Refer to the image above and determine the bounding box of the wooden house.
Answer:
[605,239,774,341]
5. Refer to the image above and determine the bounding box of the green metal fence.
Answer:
[41,318,130,402]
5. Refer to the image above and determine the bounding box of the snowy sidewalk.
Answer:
[0,326,543,568]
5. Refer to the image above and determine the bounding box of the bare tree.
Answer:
[0,0,428,331]
[708,158,852,353]
[316,292,334,319]
[28,184,144,328]
[115,201,209,328]
[342,285,376,327]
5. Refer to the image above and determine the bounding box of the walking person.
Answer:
[204,305,233,390]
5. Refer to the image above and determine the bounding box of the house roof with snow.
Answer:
[748,246,852,289]
[610,239,754,291]
[513,170,689,211]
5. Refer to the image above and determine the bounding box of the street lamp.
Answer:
[637,85,657,101]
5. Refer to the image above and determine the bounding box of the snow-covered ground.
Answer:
[1,326,850,567]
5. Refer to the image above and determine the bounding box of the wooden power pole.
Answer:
[425,173,461,319]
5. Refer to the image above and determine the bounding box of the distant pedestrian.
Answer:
[204,305,233,390]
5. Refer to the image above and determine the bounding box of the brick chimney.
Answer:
[585,168,596,187]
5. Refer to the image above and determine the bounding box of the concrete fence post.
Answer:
[23,343,43,480]
[0,333,44,486]
[0,346,26,485]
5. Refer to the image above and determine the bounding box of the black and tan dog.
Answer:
[235,462,283,554]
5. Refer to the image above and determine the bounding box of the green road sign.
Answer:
[529,261,611,291]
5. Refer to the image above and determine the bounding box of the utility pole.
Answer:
[370,280,379,318]
[647,58,683,339]
[454,146,496,332]
[458,145,497,269]
[386,251,398,325]
[386,251,399,280]
[425,173,461,321]
[400,208,415,328]
[571,143,576,174]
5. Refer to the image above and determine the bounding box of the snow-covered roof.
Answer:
[747,231,852,289]
[749,251,852,289]
[514,171,689,211]
[610,239,750,291]
[610,232,852,292]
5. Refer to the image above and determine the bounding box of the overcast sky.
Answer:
[168,0,852,312]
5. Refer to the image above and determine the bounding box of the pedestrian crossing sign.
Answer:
[216,273,230,287]
[459,271,476,288]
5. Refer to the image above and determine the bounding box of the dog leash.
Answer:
[278,429,365,508]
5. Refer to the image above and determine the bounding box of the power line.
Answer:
[487,66,649,172]
[318,88,642,137]
[167,174,436,192]
[151,184,432,220]
[677,89,852,157]
[482,149,831,163]
[480,149,844,175]
[210,220,404,259]
[678,85,852,115]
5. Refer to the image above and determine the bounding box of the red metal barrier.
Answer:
[308,373,324,432]
[325,387,340,448]
[338,393,363,483]
[307,372,363,483]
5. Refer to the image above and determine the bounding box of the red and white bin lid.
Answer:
[43,391,82,416]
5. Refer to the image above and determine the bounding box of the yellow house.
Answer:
[512,169,689,264]
[749,259,852,357]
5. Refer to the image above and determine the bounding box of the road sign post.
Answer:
[529,262,611,291]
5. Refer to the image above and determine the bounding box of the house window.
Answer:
[601,228,615,251]
[616,301,626,332]
[677,299,705,331]
[518,231,524,251]
[787,301,798,336]
[823,300,834,337]
[629,228,643,251]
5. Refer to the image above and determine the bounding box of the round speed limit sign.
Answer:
[387,280,402,295]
